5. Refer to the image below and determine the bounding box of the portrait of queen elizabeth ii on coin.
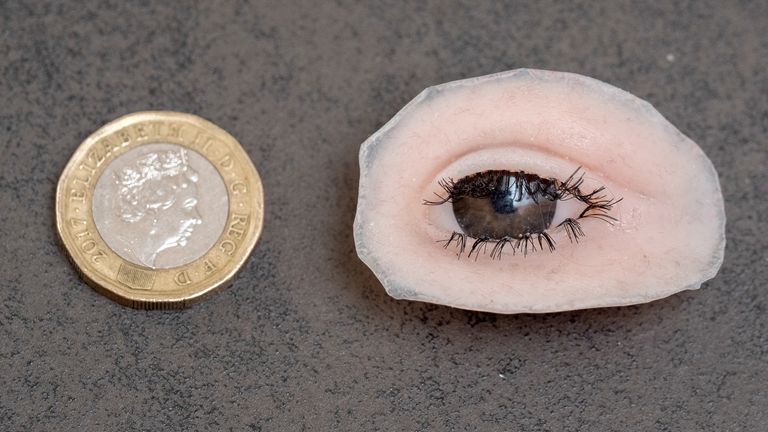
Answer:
[56,111,263,307]
[92,143,229,269]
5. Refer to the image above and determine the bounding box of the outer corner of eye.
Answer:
[353,68,725,314]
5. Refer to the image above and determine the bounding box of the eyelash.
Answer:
[423,167,623,259]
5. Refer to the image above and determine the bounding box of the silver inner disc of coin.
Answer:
[93,143,229,269]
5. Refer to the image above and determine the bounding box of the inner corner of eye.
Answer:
[425,169,599,253]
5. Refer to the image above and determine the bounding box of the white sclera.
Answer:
[93,143,229,269]
[354,69,726,314]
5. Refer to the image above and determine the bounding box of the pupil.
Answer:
[451,170,557,239]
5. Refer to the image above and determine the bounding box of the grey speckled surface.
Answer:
[0,1,766,431]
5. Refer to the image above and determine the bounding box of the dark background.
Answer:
[1,1,766,430]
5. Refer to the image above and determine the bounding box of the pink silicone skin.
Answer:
[354,69,725,314]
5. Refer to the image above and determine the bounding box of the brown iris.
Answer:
[450,171,557,239]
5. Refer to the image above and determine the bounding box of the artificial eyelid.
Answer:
[354,68,725,314]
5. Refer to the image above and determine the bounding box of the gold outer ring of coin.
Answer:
[55,111,264,309]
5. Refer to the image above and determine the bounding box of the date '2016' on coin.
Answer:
[56,111,264,308]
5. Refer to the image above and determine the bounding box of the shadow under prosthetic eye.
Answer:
[354,69,725,314]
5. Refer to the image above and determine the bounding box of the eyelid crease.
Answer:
[462,143,642,192]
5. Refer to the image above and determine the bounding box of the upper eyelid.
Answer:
[423,146,627,199]
[403,74,686,198]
